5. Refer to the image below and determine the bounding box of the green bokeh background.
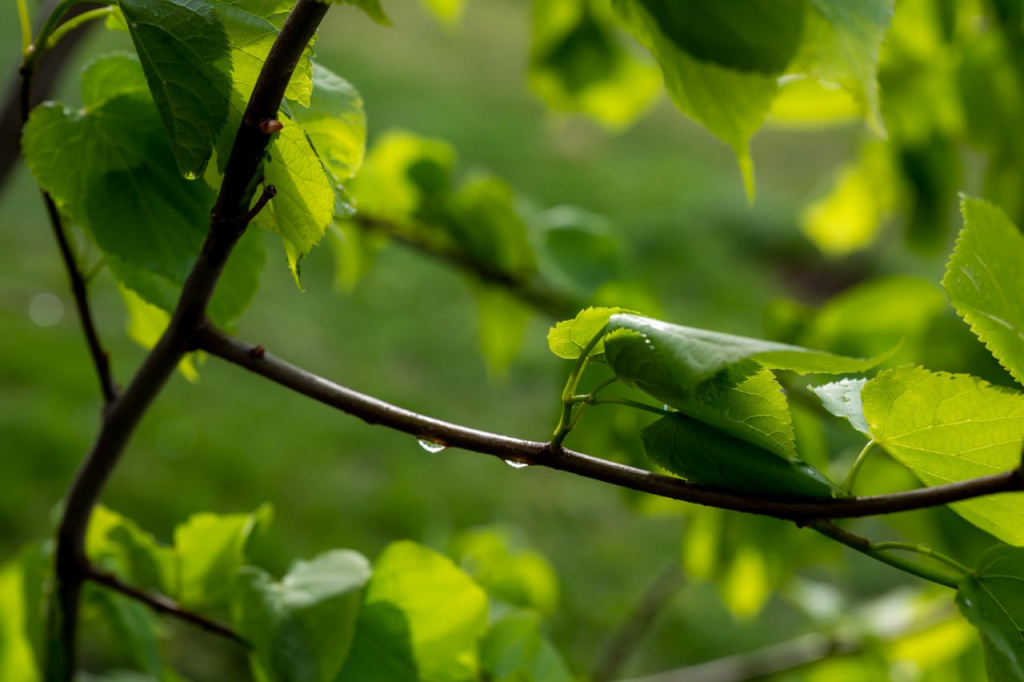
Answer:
[0,1,978,679]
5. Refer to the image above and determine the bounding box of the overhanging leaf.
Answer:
[863,366,1024,545]
[957,544,1024,681]
[944,198,1024,386]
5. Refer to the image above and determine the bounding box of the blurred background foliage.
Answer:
[4,0,1024,679]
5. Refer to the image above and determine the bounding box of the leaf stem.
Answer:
[551,325,608,449]
[842,441,877,494]
[22,0,90,71]
[17,0,32,53]
[812,521,961,589]
[870,542,972,575]
[42,6,113,51]
[586,397,673,418]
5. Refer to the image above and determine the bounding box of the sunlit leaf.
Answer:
[420,0,464,25]
[234,549,371,682]
[957,544,1024,681]
[291,63,367,187]
[337,541,488,682]
[863,366,1024,545]
[944,198,1024,386]
[810,378,870,436]
[547,306,636,359]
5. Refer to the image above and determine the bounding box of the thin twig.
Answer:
[194,324,1024,522]
[351,213,582,319]
[86,566,248,647]
[592,563,687,682]
[47,2,331,678]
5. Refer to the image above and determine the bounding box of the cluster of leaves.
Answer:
[544,195,1024,678]
[0,507,570,681]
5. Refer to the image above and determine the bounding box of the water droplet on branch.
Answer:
[503,459,530,469]
[417,438,447,453]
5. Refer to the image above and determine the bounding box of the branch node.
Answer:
[258,118,284,134]
[250,344,266,359]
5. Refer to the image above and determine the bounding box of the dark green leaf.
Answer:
[234,549,371,682]
[337,541,489,682]
[632,0,805,75]
[957,544,1024,681]
[117,0,231,177]
[944,198,1024,386]
[641,414,839,498]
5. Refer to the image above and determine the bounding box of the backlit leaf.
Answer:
[863,366,1024,545]
[547,307,636,359]
[291,63,367,186]
[944,198,1024,386]
[810,378,870,436]
[337,541,489,682]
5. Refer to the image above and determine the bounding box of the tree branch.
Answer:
[592,563,687,682]
[350,213,583,319]
[46,2,330,678]
[194,324,1024,521]
[17,3,118,406]
[86,566,247,647]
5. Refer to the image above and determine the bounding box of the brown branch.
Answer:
[86,566,247,647]
[47,2,330,678]
[592,563,687,682]
[194,324,1024,521]
[18,5,118,406]
[350,213,583,319]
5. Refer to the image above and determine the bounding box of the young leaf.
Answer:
[641,413,840,498]
[252,119,336,285]
[810,378,870,436]
[547,306,636,359]
[944,198,1024,386]
[173,505,272,607]
[337,541,489,682]
[862,366,1024,545]
[957,544,1024,681]
[480,611,573,682]
[116,0,232,177]
[606,314,880,389]
[234,549,372,682]
[529,0,661,129]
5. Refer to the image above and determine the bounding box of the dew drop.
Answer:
[503,459,530,469]
[417,438,447,453]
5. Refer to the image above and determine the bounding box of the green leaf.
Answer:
[863,366,1024,545]
[0,543,50,682]
[632,0,805,75]
[480,612,573,682]
[532,205,624,298]
[23,54,262,328]
[86,588,163,677]
[349,130,456,220]
[118,287,199,381]
[86,506,176,594]
[810,378,870,436]
[116,0,232,177]
[607,314,880,388]
[253,118,336,285]
[611,0,777,193]
[337,0,391,25]
[529,0,661,129]
[641,413,839,498]
[420,0,464,25]
[234,549,371,682]
[944,198,1024,386]
[475,287,532,378]
[173,505,272,607]
[291,63,367,186]
[337,541,489,682]
[547,306,636,359]
[957,544,1024,681]
[444,175,536,274]
[451,527,560,616]
[796,0,894,134]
